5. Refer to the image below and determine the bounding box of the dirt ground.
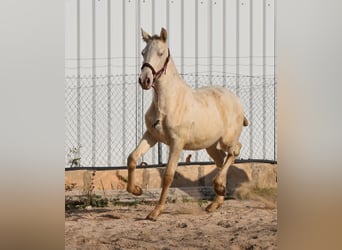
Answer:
[65,199,277,250]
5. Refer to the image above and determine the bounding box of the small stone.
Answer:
[177,222,188,228]
[217,220,233,228]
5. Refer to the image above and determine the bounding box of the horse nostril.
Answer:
[139,77,142,85]
[146,78,150,84]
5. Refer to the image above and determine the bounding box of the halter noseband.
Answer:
[141,48,170,84]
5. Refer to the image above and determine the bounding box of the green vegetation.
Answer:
[65,195,109,210]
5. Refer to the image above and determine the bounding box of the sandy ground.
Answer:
[65,199,277,250]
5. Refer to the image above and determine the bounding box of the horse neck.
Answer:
[152,57,187,109]
[154,57,186,93]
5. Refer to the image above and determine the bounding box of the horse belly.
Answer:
[182,118,224,150]
[183,138,219,150]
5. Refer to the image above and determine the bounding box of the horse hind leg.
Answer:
[231,141,242,156]
[206,144,226,167]
[205,145,226,212]
[205,142,242,212]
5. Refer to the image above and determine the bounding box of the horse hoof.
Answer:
[146,214,157,221]
[146,210,159,221]
[146,208,162,221]
[205,202,221,213]
[127,185,143,196]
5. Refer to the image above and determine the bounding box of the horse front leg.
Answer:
[127,131,156,196]
[146,142,183,221]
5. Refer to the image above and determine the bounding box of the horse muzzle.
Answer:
[138,76,153,90]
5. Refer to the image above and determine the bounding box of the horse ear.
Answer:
[141,28,151,43]
[160,27,167,42]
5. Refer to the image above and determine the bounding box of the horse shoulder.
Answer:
[144,104,158,128]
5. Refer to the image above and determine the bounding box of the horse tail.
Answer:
[243,116,249,127]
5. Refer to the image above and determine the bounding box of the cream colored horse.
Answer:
[127,28,248,221]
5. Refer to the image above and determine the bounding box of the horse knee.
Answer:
[127,152,138,169]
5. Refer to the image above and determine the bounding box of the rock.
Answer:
[177,222,188,228]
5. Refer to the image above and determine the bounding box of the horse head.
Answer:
[139,28,170,90]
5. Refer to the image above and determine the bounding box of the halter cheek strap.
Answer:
[141,48,170,84]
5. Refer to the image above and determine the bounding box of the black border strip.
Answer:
[65,159,277,171]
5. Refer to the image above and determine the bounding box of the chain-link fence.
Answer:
[65,72,276,168]
[65,0,276,168]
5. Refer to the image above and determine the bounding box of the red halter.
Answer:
[140,48,170,84]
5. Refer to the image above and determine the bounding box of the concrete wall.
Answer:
[65,163,277,200]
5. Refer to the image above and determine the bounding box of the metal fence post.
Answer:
[274,0,277,161]
[249,0,254,159]
[76,0,81,157]
[158,143,162,166]
[236,0,240,96]
[122,0,127,165]
[223,0,226,87]
[152,0,156,163]
[209,0,212,85]
[263,0,267,159]
[107,0,112,166]
[91,0,96,167]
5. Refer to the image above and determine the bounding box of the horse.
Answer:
[127,27,248,221]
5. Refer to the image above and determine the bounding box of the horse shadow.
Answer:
[151,164,250,199]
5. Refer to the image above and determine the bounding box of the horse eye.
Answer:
[158,52,163,57]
